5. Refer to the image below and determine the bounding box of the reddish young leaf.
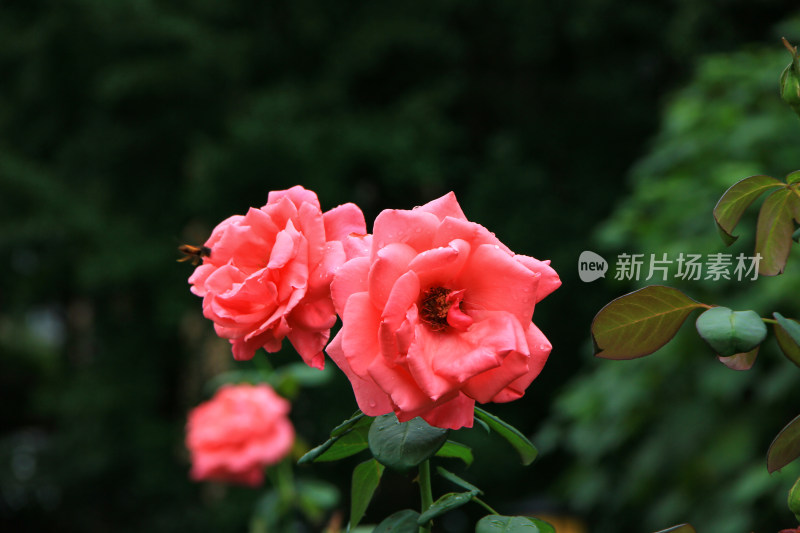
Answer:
[774,312,800,369]
[592,286,706,360]
[756,188,800,275]
[717,347,759,371]
[713,175,783,245]
[768,413,800,473]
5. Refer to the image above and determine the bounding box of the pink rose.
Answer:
[185,384,294,487]
[327,192,561,430]
[188,185,369,369]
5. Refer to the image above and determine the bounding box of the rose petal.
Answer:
[490,323,552,403]
[514,255,562,303]
[341,292,382,375]
[368,243,417,308]
[378,271,421,365]
[371,208,439,257]
[461,350,530,404]
[381,270,421,328]
[326,332,393,415]
[367,357,438,416]
[343,233,372,260]
[268,224,301,269]
[416,192,467,221]
[267,185,320,209]
[330,257,370,316]
[287,326,328,370]
[323,202,367,241]
[457,243,540,324]
[296,201,327,268]
[419,393,475,430]
[431,216,508,251]
[406,326,464,401]
[308,241,346,295]
[407,239,470,289]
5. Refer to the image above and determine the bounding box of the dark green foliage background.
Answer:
[1,1,797,531]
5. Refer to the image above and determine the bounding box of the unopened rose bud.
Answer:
[780,38,800,117]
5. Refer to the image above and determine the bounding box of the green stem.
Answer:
[473,496,500,515]
[273,458,295,516]
[763,318,778,325]
[418,460,433,533]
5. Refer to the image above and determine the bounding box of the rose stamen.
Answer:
[419,287,472,331]
[420,287,451,331]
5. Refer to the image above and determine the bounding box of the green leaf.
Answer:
[474,407,537,466]
[368,414,448,471]
[314,420,370,462]
[524,518,556,533]
[652,525,697,533]
[417,491,476,524]
[349,458,384,529]
[297,412,368,464]
[206,370,265,394]
[793,227,800,243]
[787,170,800,185]
[295,479,340,522]
[435,440,474,467]
[372,510,421,533]
[250,489,280,533]
[695,307,767,356]
[788,475,800,522]
[768,413,800,473]
[713,175,783,245]
[474,417,491,433]
[437,466,482,494]
[755,187,800,275]
[717,347,759,371]
[475,515,554,533]
[774,312,800,345]
[270,361,334,391]
[592,286,705,359]
[774,312,800,369]
[331,411,366,437]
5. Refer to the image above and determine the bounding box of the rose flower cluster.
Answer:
[184,186,560,483]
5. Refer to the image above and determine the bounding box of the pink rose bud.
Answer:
[185,384,294,487]
[187,185,369,369]
[327,192,561,429]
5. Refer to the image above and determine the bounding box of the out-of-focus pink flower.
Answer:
[186,384,294,487]
[778,527,800,532]
[188,186,369,369]
[327,192,560,429]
